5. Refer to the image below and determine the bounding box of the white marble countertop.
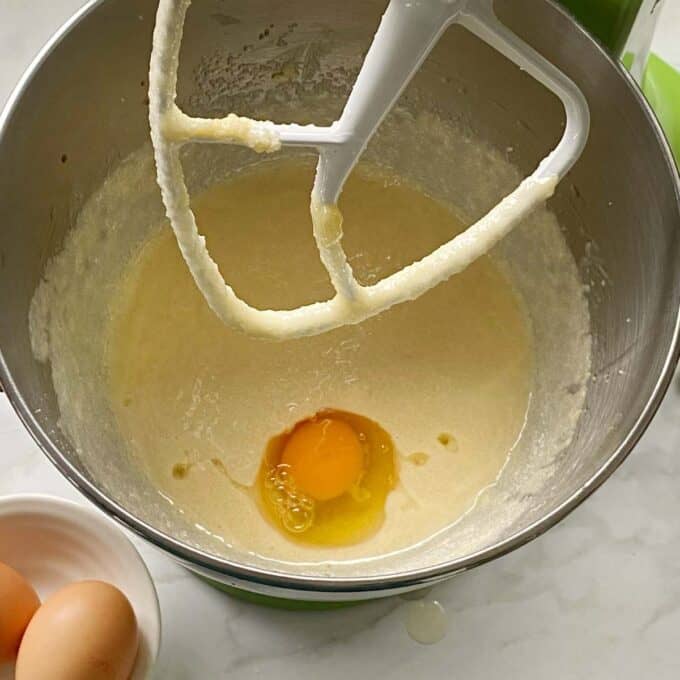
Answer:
[2,1,680,678]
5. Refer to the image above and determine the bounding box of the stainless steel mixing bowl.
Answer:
[0,0,679,602]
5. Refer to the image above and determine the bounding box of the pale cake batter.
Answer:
[105,158,533,563]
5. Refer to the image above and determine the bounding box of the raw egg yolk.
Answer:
[257,409,398,546]
[280,418,363,501]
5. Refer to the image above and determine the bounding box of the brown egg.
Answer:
[0,561,40,662]
[16,580,138,680]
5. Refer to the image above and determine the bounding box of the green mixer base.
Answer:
[198,575,367,610]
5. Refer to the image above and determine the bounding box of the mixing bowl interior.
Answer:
[0,0,678,590]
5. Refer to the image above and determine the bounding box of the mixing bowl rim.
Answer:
[1,0,679,596]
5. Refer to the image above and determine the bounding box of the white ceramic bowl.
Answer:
[0,494,160,679]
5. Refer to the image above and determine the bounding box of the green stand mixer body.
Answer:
[560,0,645,54]
[563,0,680,163]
